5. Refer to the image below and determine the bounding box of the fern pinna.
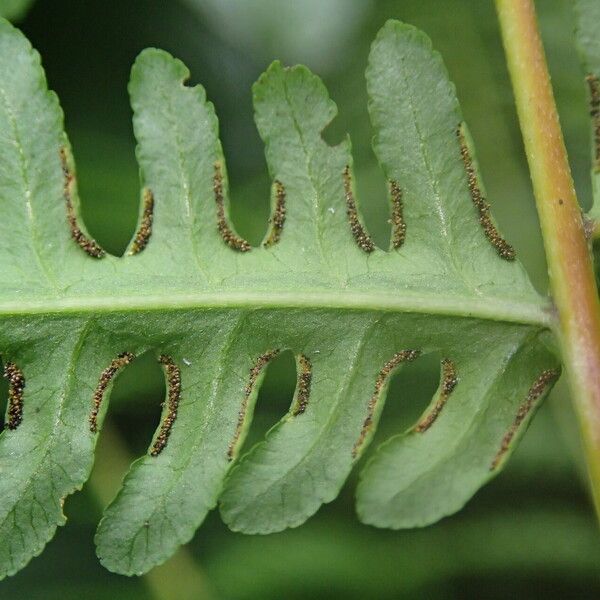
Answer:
[0,18,558,577]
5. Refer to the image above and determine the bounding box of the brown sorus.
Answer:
[292,354,312,416]
[214,162,252,252]
[456,127,516,261]
[60,147,105,258]
[129,188,155,255]
[343,165,375,253]
[490,368,559,470]
[352,350,421,458]
[415,358,458,432]
[150,355,182,456]
[227,350,280,460]
[389,180,406,249]
[89,352,135,433]
[263,180,286,247]
[3,361,25,430]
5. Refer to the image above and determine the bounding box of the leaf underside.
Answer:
[0,18,558,577]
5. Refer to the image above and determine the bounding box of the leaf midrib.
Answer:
[0,290,553,327]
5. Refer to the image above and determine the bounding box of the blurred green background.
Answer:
[1,0,599,598]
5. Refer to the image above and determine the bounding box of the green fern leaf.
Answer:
[0,17,558,578]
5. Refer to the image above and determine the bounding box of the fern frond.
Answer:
[0,18,558,577]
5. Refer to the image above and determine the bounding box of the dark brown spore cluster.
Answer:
[227,349,280,460]
[150,355,182,456]
[343,166,375,253]
[129,188,155,254]
[59,147,105,259]
[587,74,600,170]
[264,180,287,247]
[213,162,252,252]
[352,349,421,458]
[292,354,312,416]
[490,368,559,470]
[456,128,516,261]
[3,362,25,430]
[389,180,406,249]
[415,358,458,432]
[89,352,135,433]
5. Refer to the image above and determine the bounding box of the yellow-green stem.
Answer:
[495,0,600,519]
